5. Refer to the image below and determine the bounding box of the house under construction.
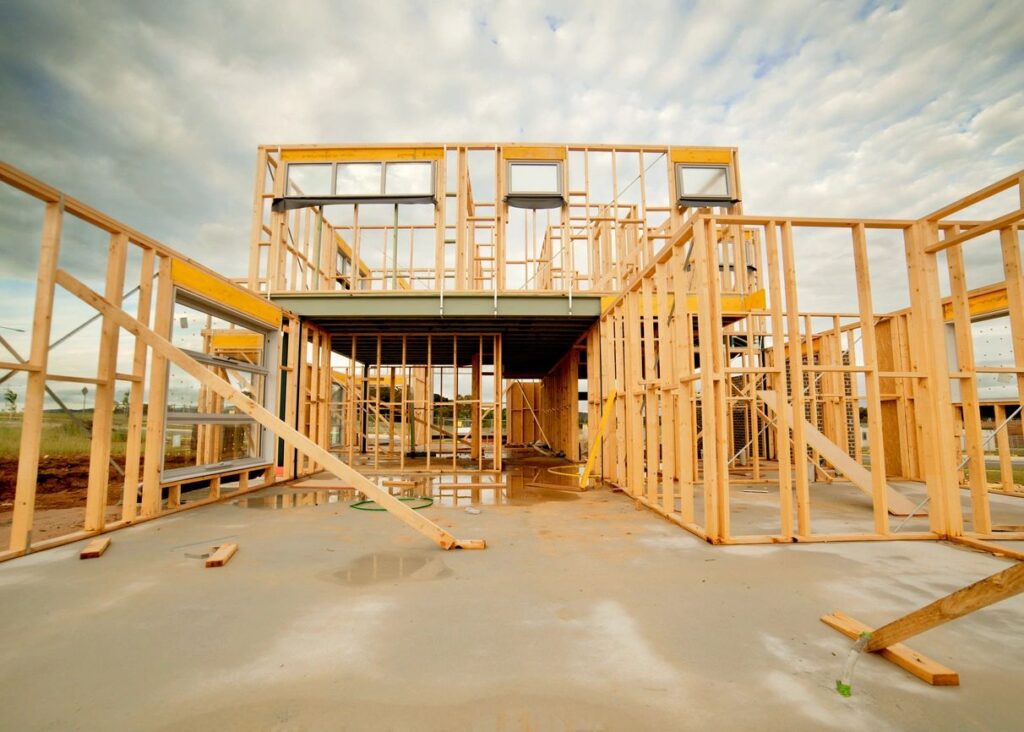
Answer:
[0,144,1022,725]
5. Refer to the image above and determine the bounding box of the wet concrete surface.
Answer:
[264,463,584,510]
[0,475,1022,730]
[328,550,453,586]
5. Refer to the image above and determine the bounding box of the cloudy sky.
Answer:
[0,0,1022,404]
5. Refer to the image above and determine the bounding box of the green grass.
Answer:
[0,412,131,458]
[986,467,1024,486]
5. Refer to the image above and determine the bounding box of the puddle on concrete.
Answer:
[235,490,352,510]
[429,474,579,508]
[330,551,452,586]
[236,462,583,511]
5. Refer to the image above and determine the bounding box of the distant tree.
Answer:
[119,391,130,413]
[3,388,16,413]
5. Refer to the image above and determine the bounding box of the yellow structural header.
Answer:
[280,147,445,163]
[501,145,567,160]
[669,147,734,164]
[171,258,283,329]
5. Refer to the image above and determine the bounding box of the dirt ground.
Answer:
[0,453,200,546]
[0,452,203,510]
[0,455,121,510]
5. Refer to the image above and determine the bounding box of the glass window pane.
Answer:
[335,163,382,195]
[384,162,434,195]
[163,421,262,473]
[286,164,332,195]
[216,422,262,462]
[679,165,730,198]
[508,162,560,194]
[163,294,270,478]
[165,364,265,417]
[163,422,199,472]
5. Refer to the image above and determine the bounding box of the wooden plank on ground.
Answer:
[865,560,1024,651]
[758,390,921,517]
[205,543,238,568]
[79,537,111,559]
[821,611,959,686]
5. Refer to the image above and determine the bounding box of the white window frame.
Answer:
[285,160,437,199]
[675,163,733,201]
[161,290,280,482]
[506,160,564,196]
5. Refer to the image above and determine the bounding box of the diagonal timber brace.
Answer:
[823,560,1024,686]
[55,269,485,551]
[758,389,922,517]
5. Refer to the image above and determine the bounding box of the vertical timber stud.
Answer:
[140,257,174,517]
[999,224,1024,467]
[283,316,301,479]
[84,232,129,531]
[706,218,731,541]
[599,308,619,485]
[121,247,155,522]
[655,261,677,515]
[946,227,989,533]
[451,336,457,472]
[641,275,659,504]
[9,200,63,553]
[764,223,794,539]
[851,224,889,533]
[994,405,1014,492]
[471,348,482,463]
[495,146,506,292]
[625,288,645,498]
[494,334,503,471]
[904,222,958,535]
[455,149,467,289]
[613,304,627,487]
[435,153,448,291]
[669,241,695,523]
[693,217,721,538]
[248,147,269,290]
[780,221,812,536]
[267,153,287,291]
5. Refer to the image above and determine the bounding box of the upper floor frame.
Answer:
[246,142,743,297]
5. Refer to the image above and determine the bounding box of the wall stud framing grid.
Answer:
[0,162,359,561]
[2,150,1022,563]
[248,143,742,298]
[330,333,503,475]
[592,175,1024,549]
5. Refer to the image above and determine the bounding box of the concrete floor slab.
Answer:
[0,483,1022,730]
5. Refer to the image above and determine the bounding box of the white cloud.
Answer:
[0,0,1020,315]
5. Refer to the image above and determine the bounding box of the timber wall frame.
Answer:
[246,142,744,297]
[505,348,582,461]
[589,171,1024,552]
[1,148,1022,561]
[328,332,503,473]
[0,162,347,560]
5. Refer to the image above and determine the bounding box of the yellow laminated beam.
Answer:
[601,289,766,316]
[171,259,282,328]
[281,147,444,162]
[332,371,406,387]
[670,147,734,164]
[501,145,567,160]
[942,286,1009,322]
[209,332,263,350]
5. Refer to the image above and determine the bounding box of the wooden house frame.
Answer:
[0,146,1020,567]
